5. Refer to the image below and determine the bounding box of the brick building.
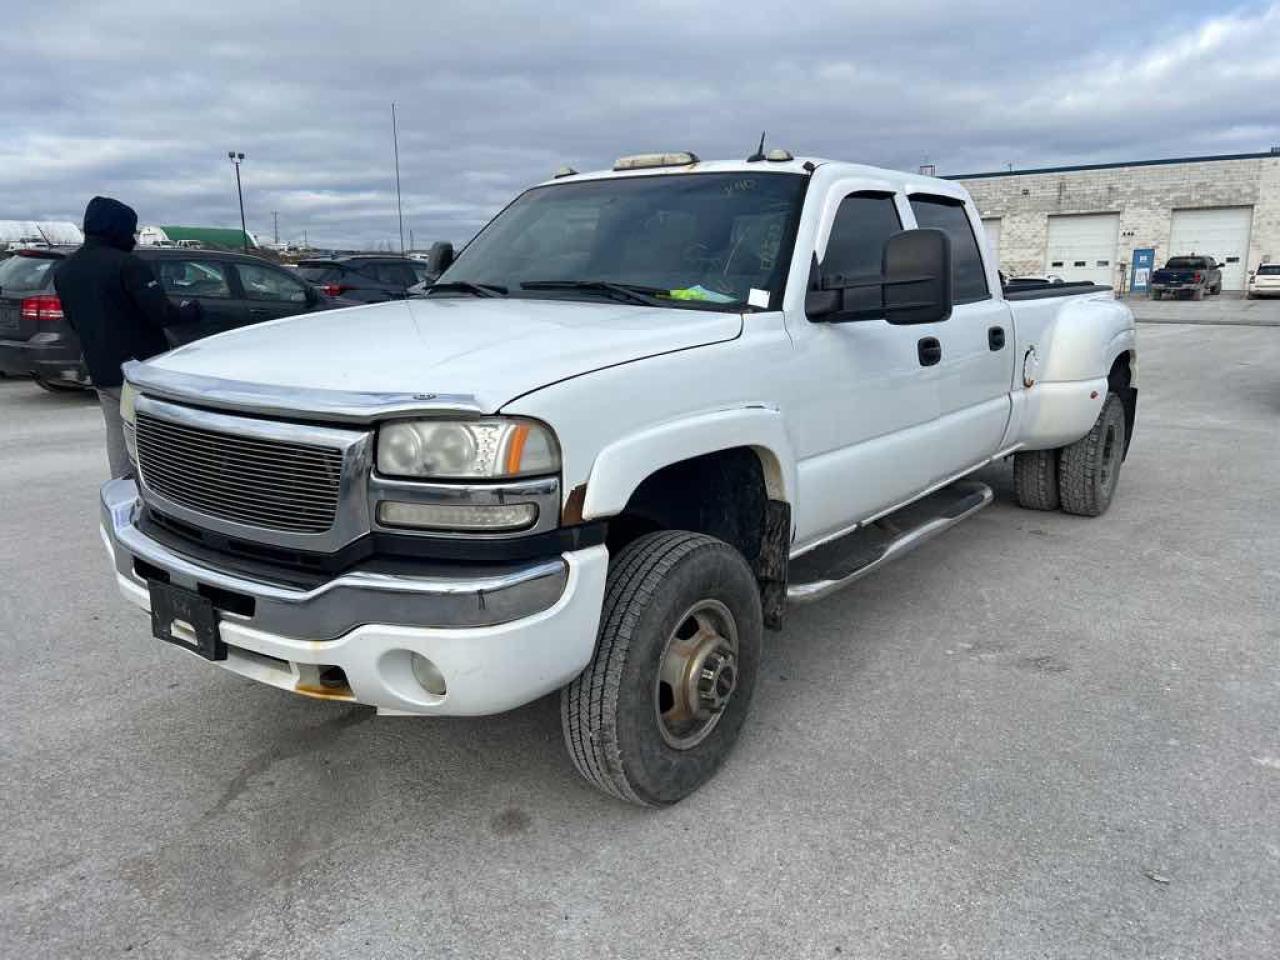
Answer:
[949,149,1280,292]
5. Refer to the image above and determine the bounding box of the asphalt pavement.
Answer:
[2,300,1277,959]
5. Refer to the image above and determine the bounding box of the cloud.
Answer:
[0,0,1275,247]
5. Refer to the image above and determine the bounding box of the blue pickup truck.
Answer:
[1149,256,1223,300]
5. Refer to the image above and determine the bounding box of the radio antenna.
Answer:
[747,131,767,162]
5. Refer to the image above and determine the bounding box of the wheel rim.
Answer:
[654,599,739,750]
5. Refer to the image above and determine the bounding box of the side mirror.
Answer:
[425,241,455,276]
[806,228,953,325]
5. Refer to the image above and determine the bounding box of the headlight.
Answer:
[376,418,559,479]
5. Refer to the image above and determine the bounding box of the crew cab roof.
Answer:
[535,156,970,201]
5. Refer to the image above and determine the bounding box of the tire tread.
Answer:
[1059,393,1124,517]
[561,531,720,805]
[1013,449,1060,511]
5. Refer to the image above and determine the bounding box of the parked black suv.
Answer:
[295,255,432,303]
[0,247,353,391]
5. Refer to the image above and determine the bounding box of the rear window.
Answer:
[297,265,342,283]
[0,254,59,292]
[1257,264,1280,276]
[1165,257,1209,269]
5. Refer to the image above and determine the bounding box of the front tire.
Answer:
[1059,393,1126,517]
[561,531,762,806]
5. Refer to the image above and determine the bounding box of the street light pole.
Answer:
[228,151,248,252]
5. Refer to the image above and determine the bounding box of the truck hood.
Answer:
[146,297,742,413]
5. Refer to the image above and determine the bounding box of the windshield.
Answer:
[0,254,60,292]
[437,172,808,311]
[1257,264,1280,276]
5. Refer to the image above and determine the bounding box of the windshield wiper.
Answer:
[520,279,667,307]
[424,280,507,297]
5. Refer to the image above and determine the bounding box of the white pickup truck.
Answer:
[101,151,1137,806]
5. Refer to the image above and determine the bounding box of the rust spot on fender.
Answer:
[562,483,587,525]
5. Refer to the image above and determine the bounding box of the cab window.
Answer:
[155,260,232,298]
[909,196,990,303]
[822,192,902,281]
[236,262,310,302]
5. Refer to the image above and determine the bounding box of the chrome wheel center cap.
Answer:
[696,648,737,712]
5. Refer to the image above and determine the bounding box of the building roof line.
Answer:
[946,149,1280,181]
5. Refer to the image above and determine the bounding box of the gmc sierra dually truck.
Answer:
[101,151,1137,806]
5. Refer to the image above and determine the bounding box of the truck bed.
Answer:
[1002,280,1112,301]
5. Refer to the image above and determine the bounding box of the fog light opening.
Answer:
[410,653,447,696]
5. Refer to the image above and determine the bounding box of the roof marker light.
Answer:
[553,165,578,178]
[613,152,700,171]
[765,149,794,162]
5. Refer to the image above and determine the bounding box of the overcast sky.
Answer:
[1,1,1276,249]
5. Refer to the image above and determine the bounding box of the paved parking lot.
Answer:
[2,301,1278,959]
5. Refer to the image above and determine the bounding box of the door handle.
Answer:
[988,326,1006,350]
[917,337,942,367]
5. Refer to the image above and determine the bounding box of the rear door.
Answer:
[908,193,1014,479]
[150,257,241,344]
[231,260,318,324]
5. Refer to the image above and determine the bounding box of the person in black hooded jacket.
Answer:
[54,196,197,478]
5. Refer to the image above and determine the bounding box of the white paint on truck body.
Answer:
[113,155,1137,716]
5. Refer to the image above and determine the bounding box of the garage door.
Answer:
[1046,213,1119,287]
[981,218,1001,270]
[1169,207,1253,291]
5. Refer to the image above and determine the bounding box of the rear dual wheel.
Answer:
[1014,392,1126,517]
[562,531,762,806]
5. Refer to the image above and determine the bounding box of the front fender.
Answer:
[580,405,796,521]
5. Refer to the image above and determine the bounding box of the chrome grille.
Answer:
[135,412,344,534]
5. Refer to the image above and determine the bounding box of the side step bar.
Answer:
[787,480,993,604]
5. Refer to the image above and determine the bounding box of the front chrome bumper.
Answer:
[100,478,568,638]
[101,478,611,716]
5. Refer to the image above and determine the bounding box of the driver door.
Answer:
[153,258,241,345]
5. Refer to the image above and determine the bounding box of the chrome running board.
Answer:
[787,480,993,604]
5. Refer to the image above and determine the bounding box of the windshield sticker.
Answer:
[667,285,737,303]
[748,288,770,309]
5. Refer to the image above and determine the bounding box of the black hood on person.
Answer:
[83,196,138,252]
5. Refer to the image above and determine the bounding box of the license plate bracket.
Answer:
[149,581,226,661]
